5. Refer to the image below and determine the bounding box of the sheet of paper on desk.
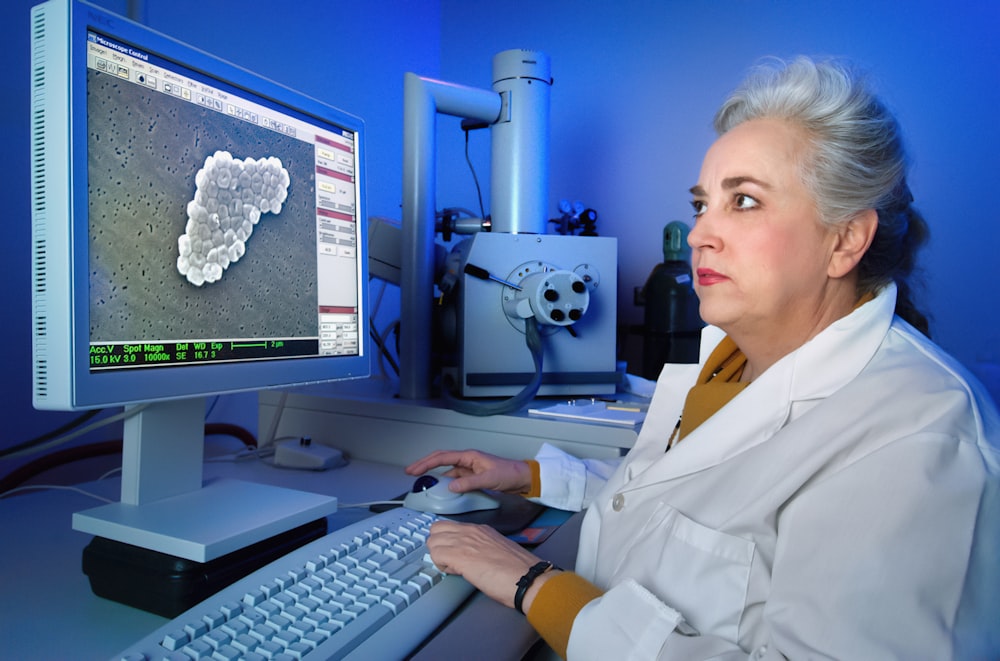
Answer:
[527,401,647,427]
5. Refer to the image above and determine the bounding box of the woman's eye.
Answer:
[690,200,707,217]
[735,193,759,210]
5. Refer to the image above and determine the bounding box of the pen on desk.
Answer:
[606,404,646,412]
[594,398,648,412]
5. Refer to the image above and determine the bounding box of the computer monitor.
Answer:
[30,0,370,561]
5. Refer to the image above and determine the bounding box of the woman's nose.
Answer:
[688,212,716,250]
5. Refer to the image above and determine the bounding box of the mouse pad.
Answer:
[372,490,544,536]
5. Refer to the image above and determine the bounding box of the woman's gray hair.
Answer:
[714,57,930,335]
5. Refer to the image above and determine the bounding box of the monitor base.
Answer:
[73,478,338,562]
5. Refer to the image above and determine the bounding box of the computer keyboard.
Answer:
[115,508,475,660]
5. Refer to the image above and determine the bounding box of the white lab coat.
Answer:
[534,284,1000,660]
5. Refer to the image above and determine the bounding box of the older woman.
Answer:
[406,57,999,659]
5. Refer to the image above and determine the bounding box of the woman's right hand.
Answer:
[404,449,533,495]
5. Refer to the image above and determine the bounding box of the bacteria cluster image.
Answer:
[177,150,290,287]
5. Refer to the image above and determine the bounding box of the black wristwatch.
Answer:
[514,560,557,615]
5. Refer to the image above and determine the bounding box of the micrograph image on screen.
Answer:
[86,69,319,344]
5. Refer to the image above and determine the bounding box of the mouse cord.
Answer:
[442,316,545,417]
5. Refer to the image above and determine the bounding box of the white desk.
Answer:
[0,446,581,660]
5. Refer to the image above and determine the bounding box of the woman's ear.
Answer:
[829,209,878,279]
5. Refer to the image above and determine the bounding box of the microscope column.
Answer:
[490,50,552,235]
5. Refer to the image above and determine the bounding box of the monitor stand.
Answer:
[71,398,338,563]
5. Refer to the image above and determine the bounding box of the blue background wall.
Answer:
[3,0,998,467]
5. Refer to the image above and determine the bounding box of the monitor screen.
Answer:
[30,0,370,561]
[33,0,369,412]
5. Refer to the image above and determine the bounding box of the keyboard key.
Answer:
[318,619,345,636]
[283,605,306,622]
[221,619,250,638]
[304,631,328,647]
[204,629,231,649]
[215,644,242,661]
[288,620,315,637]
[354,546,376,563]
[160,629,189,651]
[373,558,405,579]
[250,623,277,643]
[256,639,284,658]
[382,593,407,614]
[271,592,296,609]
[182,639,214,659]
[255,601,281,619]
[387,561,423,586]
[272,628,299,647]
[232,633,259,653]
[220,601,243,619]
[298,596,321,612]
[183,620,208,640]
[286,640,313,658]
[314,604,393,660]
[302,611,329,628]
[202,609,227,629]
[315,603,341,620]
[299,577,323,594]
[240,610,266,628]
[411,573,434,594]
[395,583,420,605]
[333,573,358,590]
[268,614,292,631]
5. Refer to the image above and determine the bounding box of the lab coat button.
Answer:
[612,493,625,511]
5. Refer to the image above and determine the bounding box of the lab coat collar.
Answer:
[624,284,898,488]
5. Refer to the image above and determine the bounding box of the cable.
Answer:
[369,320,401,377]
[443,317,545,416]
[260,392,288,448]
[0,440,124,494]
[205,446,274,464]
[464,128,486,220]
[0,484,115,503]
[338,500,405,509]
[0,409,103,460]
[1,404,151,461]
[205,395,222,419]
[205,422,258,449]
[0,422,258,494]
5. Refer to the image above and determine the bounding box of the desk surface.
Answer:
[0,446,577,660]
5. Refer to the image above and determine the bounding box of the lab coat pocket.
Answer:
[610,503,755,643]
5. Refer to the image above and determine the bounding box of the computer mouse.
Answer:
[403,475,501,515]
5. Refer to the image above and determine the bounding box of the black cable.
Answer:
[464,128,486,220]
[369,321,400,376]
[0,409,104,460]
[443,317,545,416]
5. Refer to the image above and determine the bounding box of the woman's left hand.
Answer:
[425,519,548,610]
